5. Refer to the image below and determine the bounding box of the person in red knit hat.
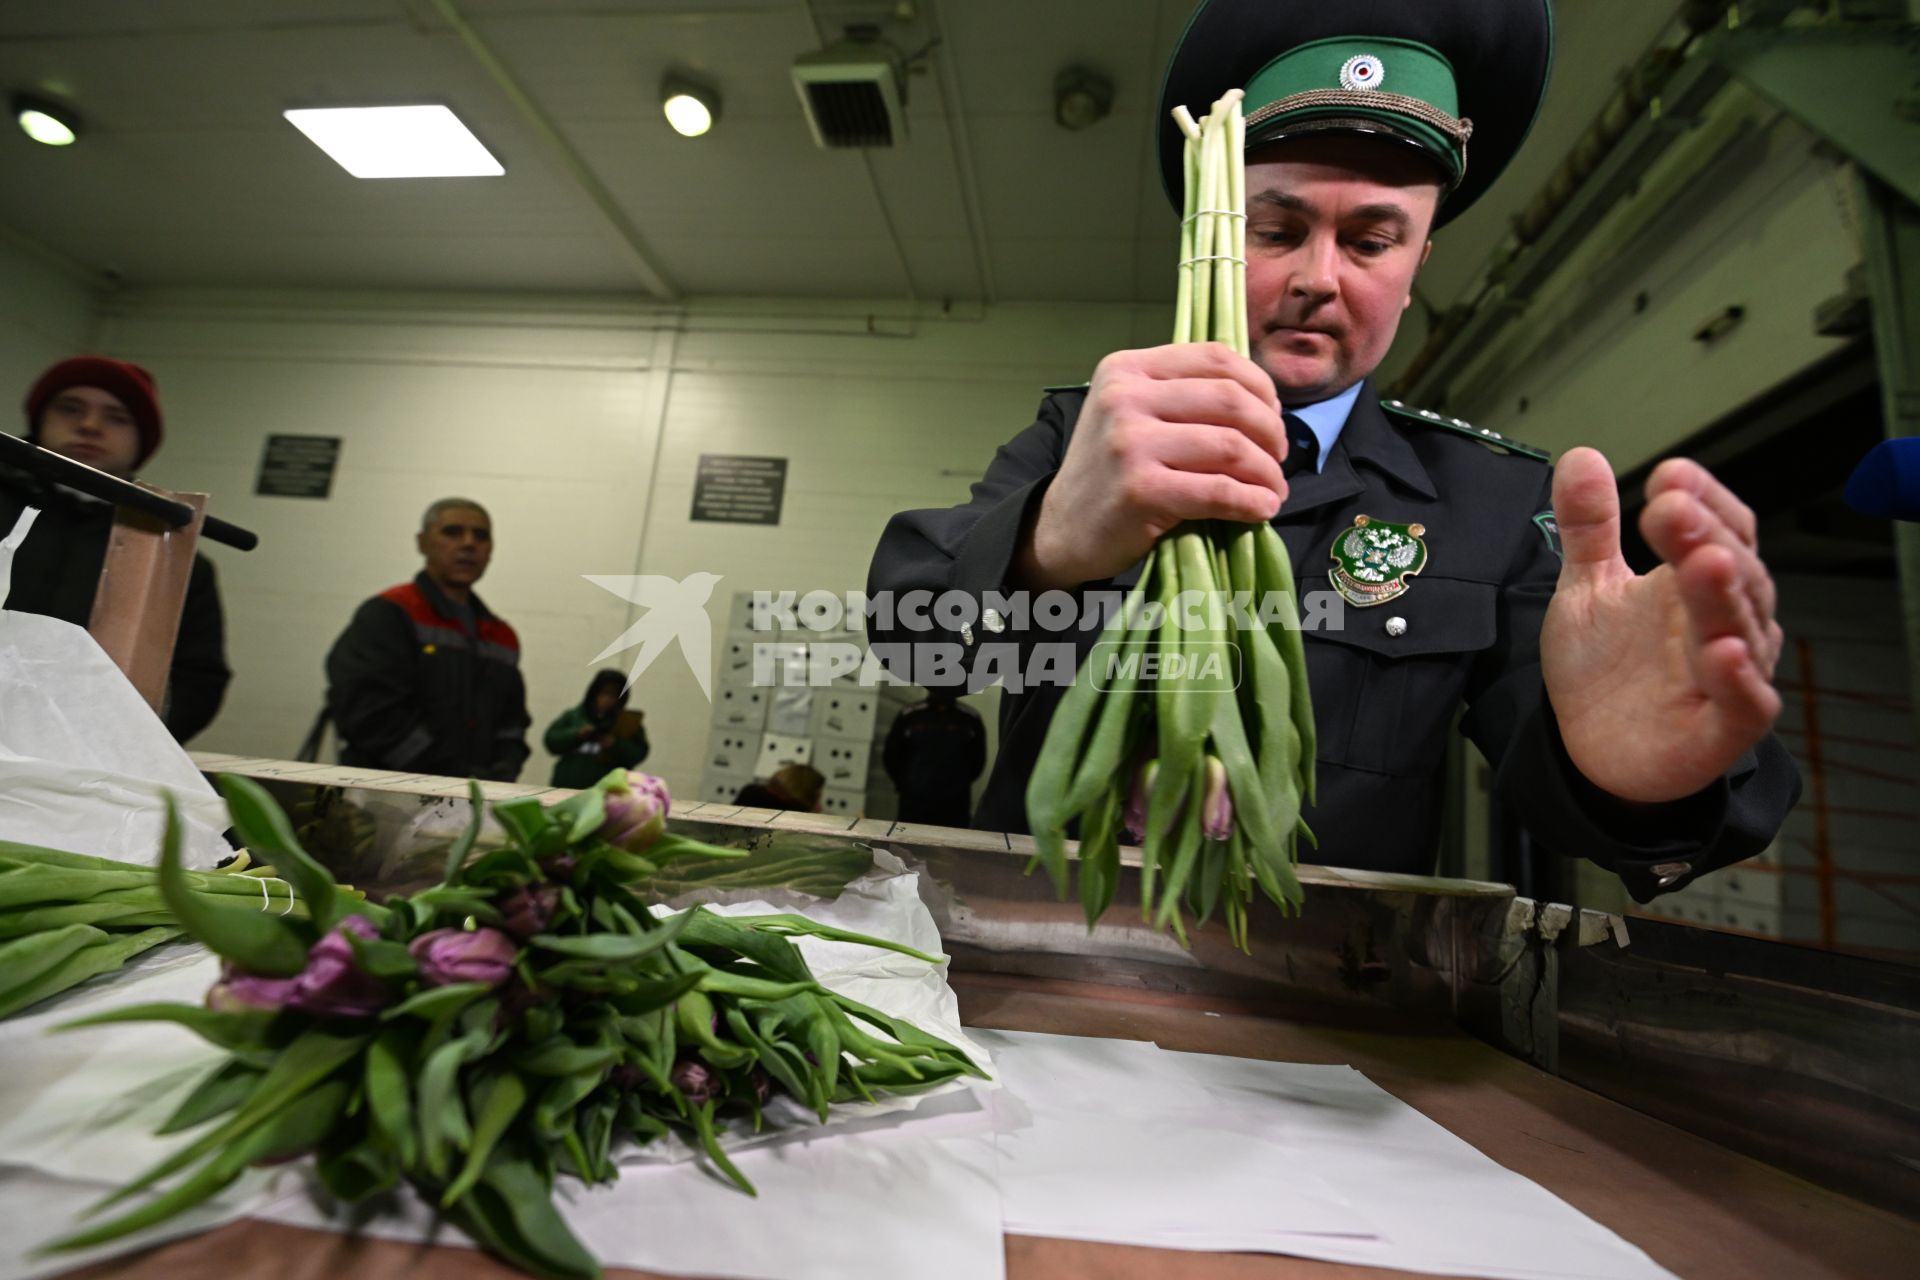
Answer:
[1,355,231,742]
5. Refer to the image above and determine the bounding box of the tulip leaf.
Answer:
[687,1100,756,1197]
[580,1097,617,1183]
[48,1080,350,1253]
[513,1039,621,1078]
[419,1026,487,1180]
[157,1058,264,1135]
[441,780,488,888]
[81,1028,365,1221]
[345,932,419,979]
[530,905,697,960]
[442,1069,528,1206]
[59,1000,282,1053]
[532,1070,604,1138]
[490,798,554,854]
[157,797,311,977]
[0,925,182,1020]
[382,982,489,1023]
[605,969,704,1017]
[692,967,818,1002]
[217,774,339,931]
[407,886,503,925]
[458,1149,602,1280]
[641,833,751,866]
[564,789,606,846]
[317,1141,400,1201]
[828,993,986,1077]
[365,1025,419,1167]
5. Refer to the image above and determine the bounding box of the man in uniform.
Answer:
[325,497,530,781]
[867,0,1799,902]
[883,688,989,827]
[1,356,231,742]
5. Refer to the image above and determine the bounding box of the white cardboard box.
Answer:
[767,686,815,737]
[810,689,879,739]
[815,737,872,790]
[699,773,753,806]
[707,730,759,777]
[755,732,813,775]
[821,786,865,817]
[710,685,769,731]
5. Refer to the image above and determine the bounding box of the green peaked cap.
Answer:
[1157,0,1554,229]
[1243,37,1468,188]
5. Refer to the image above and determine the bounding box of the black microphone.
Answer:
[1844,438,1920,522]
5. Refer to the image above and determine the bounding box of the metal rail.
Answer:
[0,432,258,551]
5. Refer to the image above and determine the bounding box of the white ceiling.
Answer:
[0,0,1683,309]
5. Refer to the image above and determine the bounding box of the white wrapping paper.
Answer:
[979,1029,1678,1280]
[0,507,230,869]
[0,852,1004,1280]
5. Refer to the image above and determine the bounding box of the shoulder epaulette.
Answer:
[1381,399,1550,462]
[1041,382,1091,395]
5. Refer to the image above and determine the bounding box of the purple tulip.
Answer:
[670,1058,720,1106]
[207,914,389,1019]
[609,1063,646,1093]
[1123,760,1158,843]
[409,926,518,989]
[749,1067,772,1105]
[206,971,298,1014]
[601,772,670,851]
[498,882,561,939]
[1201,756,1233,842]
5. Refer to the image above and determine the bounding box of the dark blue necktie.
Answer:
[1283,411,1319,479]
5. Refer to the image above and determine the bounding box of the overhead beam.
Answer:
[429,0,680,301]
[1712,24,1920,207]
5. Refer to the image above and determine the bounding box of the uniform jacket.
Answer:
[543,706,649,790]
[867,381,1801,902]
[325,572,530,781]
[0,463,230,742]
[883,699,988,827]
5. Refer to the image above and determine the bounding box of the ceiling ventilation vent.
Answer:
[792,30,907,148]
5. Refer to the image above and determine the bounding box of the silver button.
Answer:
[983,608,1005,634]
[1651,860,1691,887]
[1384,616,1407,637]
[960,623,974,646]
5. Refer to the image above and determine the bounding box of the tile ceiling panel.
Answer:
[0,0,1696,306]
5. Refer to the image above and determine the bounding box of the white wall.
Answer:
[0,231,100,410]
[98,291,1165,799]
[1444,98,1858,471]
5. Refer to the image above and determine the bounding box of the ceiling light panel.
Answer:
[283,105,503,178]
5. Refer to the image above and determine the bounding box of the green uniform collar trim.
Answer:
[1243,37,1468,185]
[1380,398,1549,462]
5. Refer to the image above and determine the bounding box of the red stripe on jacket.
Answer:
[378,581,520,651]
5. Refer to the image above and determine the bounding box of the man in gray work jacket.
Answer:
[867,0,1799,903]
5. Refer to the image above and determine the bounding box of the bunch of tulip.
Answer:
[0,840,320,1020]
[47,769,983,1280]
[1027,90,1316,950]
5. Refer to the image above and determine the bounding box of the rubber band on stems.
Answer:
[1180,254,1246,267]
[255,875,295,915]
[1182,209,1246,224]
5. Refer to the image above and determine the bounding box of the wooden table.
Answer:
[68,973,1916,1280]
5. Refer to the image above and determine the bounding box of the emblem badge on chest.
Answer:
[1330,514,1428,608]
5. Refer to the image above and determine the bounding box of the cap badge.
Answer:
[1339,54,1385,92]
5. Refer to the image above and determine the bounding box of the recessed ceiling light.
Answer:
[283,105,503,178]
[662,77,720,138]
[14,94,79,146]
